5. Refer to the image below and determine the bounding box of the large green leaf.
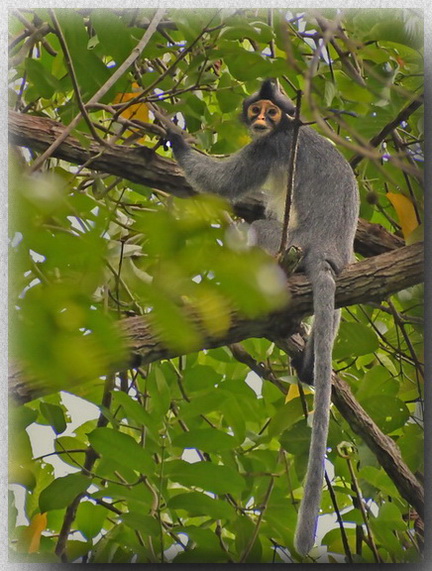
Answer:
[333,322,379,360]
[88,427,154,474]
[75,501,107,539]
[168,491,236,519]
[90,10,135,63]
[164,459,245,496]
[39,402,67,434]
[24,58,63,99]
[360,396,410,433]
[39,473,90,512]
[172,428,238,453]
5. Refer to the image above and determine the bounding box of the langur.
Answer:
[167,79,359,555]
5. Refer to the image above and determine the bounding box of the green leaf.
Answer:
[168,491,236,520]
[223,49,271,82]
[333,70,374,104]
[172,428,238,453]
[121,513,160,536]
[268,398,310,437]
[376,502,406,530]
[333,321,379,360]
[173,525,226,563]
[24,58,63,99]
[54,436,87,468]
[358,465,399,498]
[111,391,161,438]
[88,427,154,474]
[90,10,135,63]
[40,402,67,434]
[165,459,245,496]
[279,420,310,456]
[182,365,221,393]
[75,501,107,539]
[361,396,410,433]
[9,405,38,431]
[216,73,244,113]
[355,366,399,400]
[65,539,91,562]
[39,473,90,512]
[397,424,424,472]
[234,515,262,563]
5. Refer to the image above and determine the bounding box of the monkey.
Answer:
[167,79,359,556]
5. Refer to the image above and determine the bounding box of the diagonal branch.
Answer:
[8,110,405,255]
[349,94,424,170]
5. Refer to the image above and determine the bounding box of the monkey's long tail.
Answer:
[294,261,336,556]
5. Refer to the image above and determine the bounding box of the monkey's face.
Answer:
[247,99,283,138]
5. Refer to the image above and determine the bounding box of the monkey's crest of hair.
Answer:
[242,78,296,123]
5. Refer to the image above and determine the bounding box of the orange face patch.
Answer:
[247,99,282,127]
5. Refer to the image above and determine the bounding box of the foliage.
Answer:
[8,8,423,564]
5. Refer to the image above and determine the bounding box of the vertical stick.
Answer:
[278,90,303,255]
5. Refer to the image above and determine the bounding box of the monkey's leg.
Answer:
[248,218,284,255]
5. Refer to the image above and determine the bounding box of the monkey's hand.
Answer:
[165,126,197,155]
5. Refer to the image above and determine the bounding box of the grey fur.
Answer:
[169,80,359,555]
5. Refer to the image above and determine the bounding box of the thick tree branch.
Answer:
[331,375,424,520]
[10,242,423,404]
[8,110,404,255]
[9,109,192,198]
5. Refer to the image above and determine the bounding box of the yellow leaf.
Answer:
[285,383,300,403]
[285,381,313,403]
[21,512,47,553]
[113,84,149,143]
[386,193,418,240]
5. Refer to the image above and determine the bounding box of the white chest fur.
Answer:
[261,170,298,228]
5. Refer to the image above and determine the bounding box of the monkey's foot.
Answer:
[277,245,303,275]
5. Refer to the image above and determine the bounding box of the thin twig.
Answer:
[339,445,382,563]
[49,10,106,146]
[324,471,353,563]
[55,374,115,561]
[239,462,277,562]
[30,8,165,172]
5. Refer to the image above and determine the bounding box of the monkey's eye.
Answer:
[268,108,278,116]
[251,106,260,115]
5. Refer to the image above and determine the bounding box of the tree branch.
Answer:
[8,110,405,255]
[9,241,423,404]
[331,375,424,520]
[349,94,424,170]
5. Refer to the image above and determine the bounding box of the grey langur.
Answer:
[167,79,359,555]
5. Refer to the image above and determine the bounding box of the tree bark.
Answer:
[9,110,404,256]
[9,109,192,198]
[10,241,423,403]
[331,375,424,520]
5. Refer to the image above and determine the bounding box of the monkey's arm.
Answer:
[168,130,272,200]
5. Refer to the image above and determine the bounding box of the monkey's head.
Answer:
[243,79,296,139]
